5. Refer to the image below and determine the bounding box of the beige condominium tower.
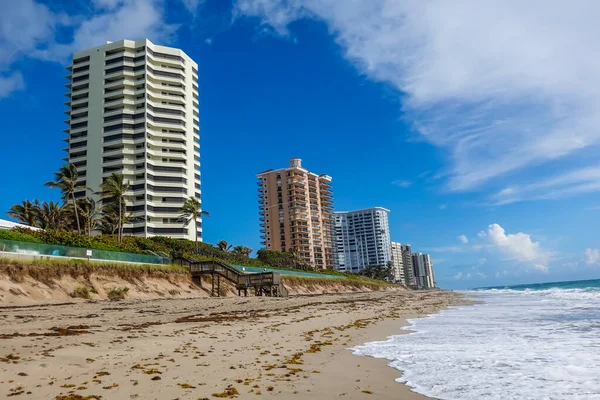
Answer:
[64,39,201,240]
[257,158,334,269]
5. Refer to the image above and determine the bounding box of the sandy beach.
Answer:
[0,290,468,399]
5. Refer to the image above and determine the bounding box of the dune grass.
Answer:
[0,256,188,286]
[282,274,397,289]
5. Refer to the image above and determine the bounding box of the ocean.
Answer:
[352,279,600,400]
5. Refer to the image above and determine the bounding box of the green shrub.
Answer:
[0,229,43,243]
[70,286,91,299]
[107,287,129,301]
[256,249,295,269]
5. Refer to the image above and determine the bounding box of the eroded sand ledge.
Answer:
[0,262,402,306]
[0,291,468,399]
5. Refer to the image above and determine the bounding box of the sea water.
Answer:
[352,279,600,400]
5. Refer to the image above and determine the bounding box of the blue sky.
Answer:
[2,0,600,289]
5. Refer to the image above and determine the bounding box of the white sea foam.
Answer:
[352,288,600,399]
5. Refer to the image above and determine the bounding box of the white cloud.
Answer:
[0,0,177,98]
[455,270,485,280]
[234,0,600,196]
[584,248,600,265]
[492,166,600,204]
[93,0,124,9]
[392,180,412,188]
[457,234,468,244]
[479,223,552,269]
[534,264,548,273]
[0,72,25,98]
[454,272,471,280]
[495,269,510,278]
[181,0,204,13]
[0,0,67,97]
[439,204,447,210]
[33,0,177,62]
[423,245,466,254]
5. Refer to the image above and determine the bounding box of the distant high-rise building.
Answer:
[256,158,334,269]
[424,253,435,288]
[412,252,436,289]
[64,39,200,240]
[401,244,416,287]
[390,242,406,283]
[334,207,391,273]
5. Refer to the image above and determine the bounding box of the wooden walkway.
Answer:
[175,257,288,298]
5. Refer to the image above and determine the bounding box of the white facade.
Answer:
[0,219,40,231]
[390,242,406,283]
[412,252,436,289]
[334,207,391,273]
[64,39,200,240]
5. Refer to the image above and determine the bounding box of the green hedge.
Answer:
[0,229,44,243]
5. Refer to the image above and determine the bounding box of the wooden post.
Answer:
[211,272,215,297]
[217,275,221,297]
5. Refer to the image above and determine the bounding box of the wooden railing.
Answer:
[175,257,287,296]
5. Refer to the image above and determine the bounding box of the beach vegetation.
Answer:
[178,197,208,252]
[3,165,395,284]
[70,285,92,299]
[96,173,131,242]
[45,163,86,234]
[107,287,129,301]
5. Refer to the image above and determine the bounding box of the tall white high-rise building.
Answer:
[390,242,406,283]
[412,252,436,289]
[334,207,391,273]
[64,39,201,240]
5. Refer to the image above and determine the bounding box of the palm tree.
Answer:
[38,201,69,230]
[289,247,311,270]
[98,207,119,235]
[232,245,252,258]
[77,197,99,236]
[179,197,209,252]
[217,240,232,252]
[6,200,40,227]
[97,174,130,242]
[45,164,85,233]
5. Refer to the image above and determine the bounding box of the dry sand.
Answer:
[0,290,468,399]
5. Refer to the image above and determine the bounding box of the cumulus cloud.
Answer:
[457,235,468,244]
[0,0,178,98]
[234,0,600,198]
[479,223,551,269]
[33,0,177,62]
[584,248,600,265]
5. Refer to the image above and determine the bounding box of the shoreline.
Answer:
[0,290,469,399]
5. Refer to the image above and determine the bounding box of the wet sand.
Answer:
[0,290,468,399]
